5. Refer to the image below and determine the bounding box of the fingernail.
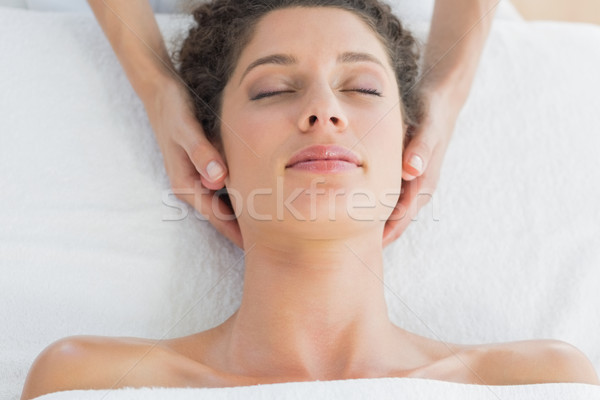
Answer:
[206,160,225,181]
[408,154,423,174]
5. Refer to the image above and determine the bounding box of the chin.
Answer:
[275,194,389,229]
[228,173,400,235]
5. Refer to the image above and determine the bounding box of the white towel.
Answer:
[1,7,599,400]
[31,379,600,400]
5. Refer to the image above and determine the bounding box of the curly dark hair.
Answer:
[174,0,424,145]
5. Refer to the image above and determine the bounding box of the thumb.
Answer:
[183,124,228,191]
[402,129,433,181]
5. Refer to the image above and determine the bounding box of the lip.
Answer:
[285,145,363,173]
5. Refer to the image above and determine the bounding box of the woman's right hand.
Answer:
[144,77,243,248]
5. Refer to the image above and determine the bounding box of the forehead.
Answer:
[235,7,390,70]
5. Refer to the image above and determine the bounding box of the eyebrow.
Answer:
[239,54,297,85]
[337,51,384,68]
[238,51,385,85]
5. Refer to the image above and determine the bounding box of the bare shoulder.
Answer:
[476,339,600,385]
[20,335,179,400]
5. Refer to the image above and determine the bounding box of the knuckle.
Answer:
[412,138,433,158]
[190,141,213,163]
[188,141,212,163]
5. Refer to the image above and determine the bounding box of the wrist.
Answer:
[135,63,177,106]
[418,80,464,123]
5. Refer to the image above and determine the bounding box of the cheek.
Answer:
[221,124,261,195]
[363,111,404,182]
[220,109,286,205]
[221,98,261,180]
[221,100,286,162]
[362,113,404,220]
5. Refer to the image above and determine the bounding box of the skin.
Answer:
[21,7,599,400]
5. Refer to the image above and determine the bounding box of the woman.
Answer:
[85,0,498,248]
[21,1,599,398]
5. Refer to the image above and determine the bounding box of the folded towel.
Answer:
[33,379,600,400]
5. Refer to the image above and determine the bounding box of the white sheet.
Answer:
[1,6,599,400]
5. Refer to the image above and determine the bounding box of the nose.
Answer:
[297,85,348,133]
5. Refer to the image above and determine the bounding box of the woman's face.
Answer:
[221,7,405,241]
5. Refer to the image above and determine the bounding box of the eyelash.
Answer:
[345,88,382,97]
[251,88,382,101]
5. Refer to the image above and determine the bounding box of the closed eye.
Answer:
[250,90,295,101]
[342,88,382,97]
[251,88,382,100]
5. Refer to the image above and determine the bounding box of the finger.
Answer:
[200,172,226,192]
[170,173,201,209]
[165,142,225,198]
[193,184,244,249]
[189,142,227,191]
[382,204,410,247]
[167,148,243,248]
[402,129,433,180]
[180,119,228,190]
[166,144,204,204]
[382,178,420,247]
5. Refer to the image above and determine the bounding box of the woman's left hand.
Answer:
[383,88,458,247]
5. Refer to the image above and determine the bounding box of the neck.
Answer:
[216,230,404,380]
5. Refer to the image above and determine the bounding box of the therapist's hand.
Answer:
[145,78,243,248]
[381,0,498,247]
[87,0,242,247]
[382,88,457,247]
